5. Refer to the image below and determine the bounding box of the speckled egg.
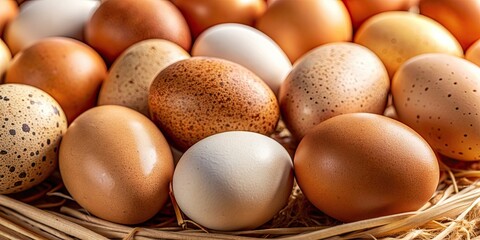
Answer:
[98,39,190,116]
[392,53,480,160]
[279,42,390,140]
[0,84,67,194]
[148,57,280,151]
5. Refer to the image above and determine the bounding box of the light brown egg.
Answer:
[4,37,106,123]
[59,105,174,224]
[392,53,480,161]
[98,39,190,116]
[354,11,463,78]
[294,113,439,222]
[0,0,18,36]
[0,39,11,81]
[171,0,266,39]
[279,42,390,140]
[419,0,480,50]
[255,0,352,63]
[85,0,191,64]
[148,57,279,151]
[466,39,480,67]
[0,84,67,194]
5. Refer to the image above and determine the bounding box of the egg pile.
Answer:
[0,0,479,230]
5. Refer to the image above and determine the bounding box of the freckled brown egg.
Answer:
[4,37,107,123]
[294,113,439,222]
[279,42,390,140]
[98,39,190,116]
[0,84,67,194]
[392,53,480,161]
[148,57,280,151]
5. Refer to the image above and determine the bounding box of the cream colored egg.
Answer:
[98,39,190,116]
[354,11,463,78]
[0,39,11,81]
[0,84,67,194]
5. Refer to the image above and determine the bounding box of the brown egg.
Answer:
[0,0,18,36]
[0,84,67,194]
[4,37,106,123]
[343,0,418,30]
[255,0,352,62]
[392,53,480,161]
[279,42,390,140]
[148,57,279,151]
[294,113,439,222]
[419,0,480,50]
[171,0,266,39]
[466,39,480,66]
[59,105,174,224]
[85,0,191,64]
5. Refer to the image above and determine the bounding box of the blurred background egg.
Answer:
[279,42,390,140]
[392,53,480,161]
[171,0,266,39]
[0,39,11,81]
[466,39,480,67]
[192,23,291,95]
[0,0,18,37]
[255,0,352,63]
[59,105,174,224]
[354,11,463,78]
[148,57,279,151]
[4,37,106,123]
[294,113,439,222]
[85,0,191,64]
[0,84,67,194]
[98,39,190,116]
[173,131,293,231]
[4,0,100,55]
[419,0,480,50]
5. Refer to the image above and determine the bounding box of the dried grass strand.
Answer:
[0,214,46,240]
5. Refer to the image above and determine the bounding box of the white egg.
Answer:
[172,131,293,231]
[0,39,11,80]
[192,23,292,95]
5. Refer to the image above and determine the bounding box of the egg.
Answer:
[172,131,293,231]
[466,39,480,67]
[171,0,266,38]
[0,0,18,36]
[354,11,463,78]
[0,39,11,81]
[85,0,191,64]
[392,53,480,161]
[255,0,352,62]
[192,23,292,95]
[149,57,279,151]
[4,0,100,55]
[419,0,480,50]
[294,113,439,222]
[279,42,390,140]
[59,105,174,224]
[5,37,107,123]
[98,39,190,116]
[0,84,67,194]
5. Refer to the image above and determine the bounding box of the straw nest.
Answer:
[1,125,480,240]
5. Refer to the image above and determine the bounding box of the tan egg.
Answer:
[279,42,390,140]
[294,113,439,222]
[59,105,174,224]
[148,57,279,151]
[466,39,480,67]
[0,0,18,36]
[0,39,11,81]
[392,53,480,160]
[98,39,190,116]
[0,84,67,194]
[354,11,463,78]
[255,0,352,63]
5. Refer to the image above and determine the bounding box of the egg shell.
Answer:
[59,105,174,224]
[0,0,18,36]
[85,0,191,63]
[392,53,480,161]
[0,84,67,194]
[466,39,480,67]
[172,131,293,231]
[5,37,107,123]
[294,113,439,222]
[4,0,100,55]
[354,11,463,78]
[192,23,292,96]
[255,0,352,62]
[148,57,280,151]
[98,39,190,116]
[279,42,390,140]
[0,39,11,81]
